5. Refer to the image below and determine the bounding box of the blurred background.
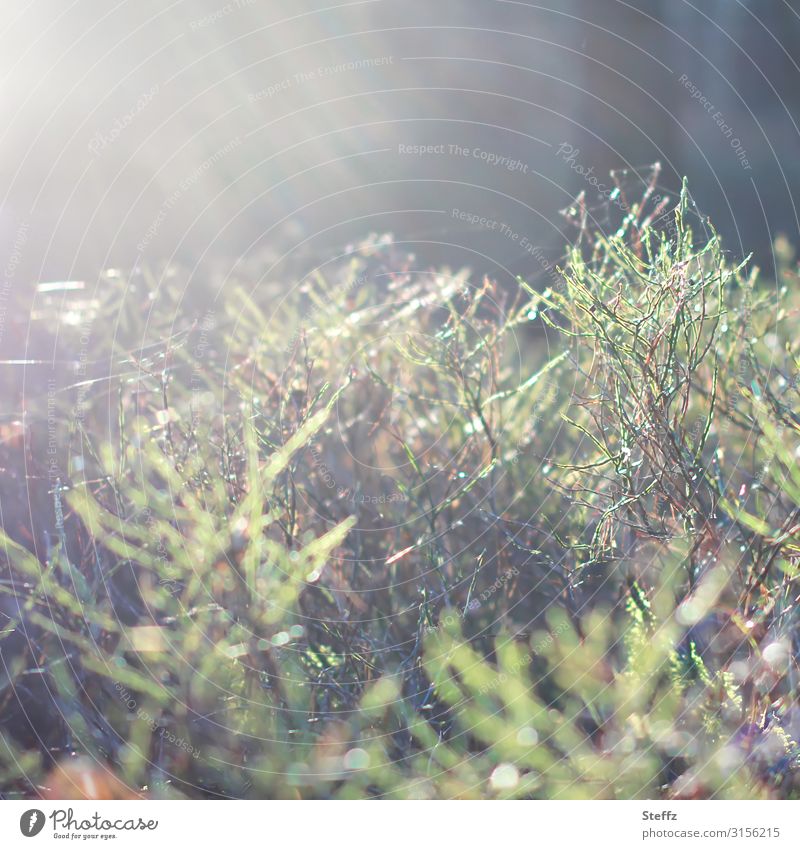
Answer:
[1,0,799,294]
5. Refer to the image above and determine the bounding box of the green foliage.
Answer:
[1,186,799,798]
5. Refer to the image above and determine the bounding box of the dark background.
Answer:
[1,0,798,294]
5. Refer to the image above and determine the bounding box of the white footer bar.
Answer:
[2,800,798,848]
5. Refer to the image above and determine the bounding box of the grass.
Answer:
[1,181,799,799]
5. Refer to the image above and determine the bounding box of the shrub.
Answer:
[1,184,798,798]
